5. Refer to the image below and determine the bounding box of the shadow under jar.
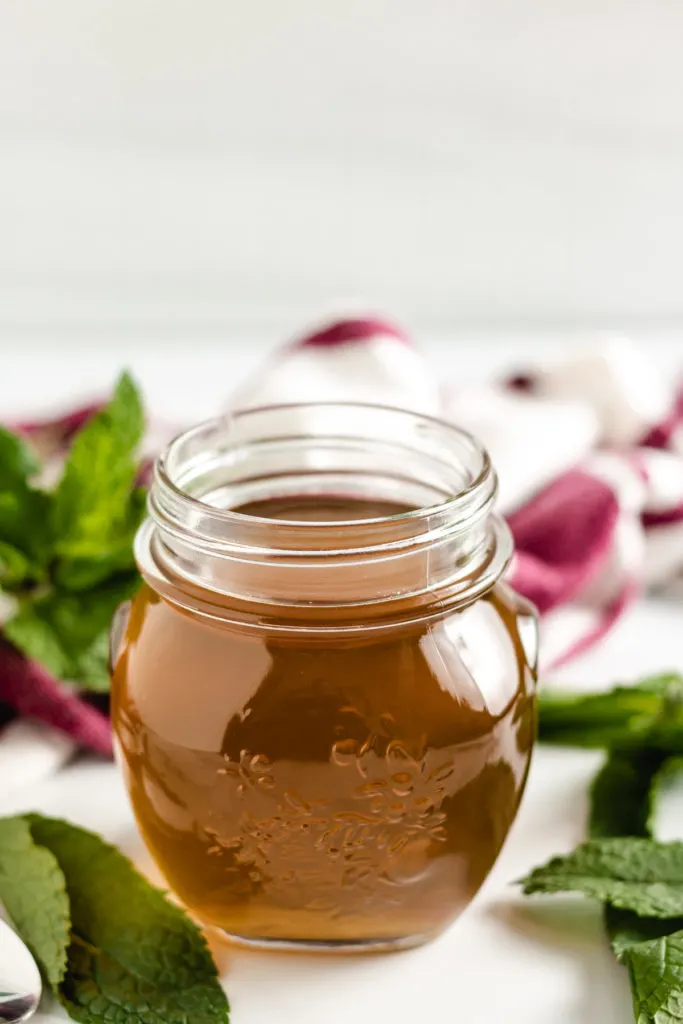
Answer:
[111,403,538,952]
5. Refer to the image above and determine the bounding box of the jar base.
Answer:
[215,929,437,954]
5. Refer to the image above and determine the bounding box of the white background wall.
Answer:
[2,1,683,346]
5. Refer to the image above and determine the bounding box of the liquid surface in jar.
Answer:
[112,495,536,947]
[235,495,411,521]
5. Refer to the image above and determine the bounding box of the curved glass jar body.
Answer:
[111,404,538,952]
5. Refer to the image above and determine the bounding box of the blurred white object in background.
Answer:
[236,320,439,413]
[533,336,676,445]
[443,388,600,513]
[0,720,73,799]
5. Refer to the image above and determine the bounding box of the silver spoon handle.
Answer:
[0,995,39,1023]
[0,919,41,1023]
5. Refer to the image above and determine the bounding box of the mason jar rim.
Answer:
[153,401,495,541]
[138,401,512,622]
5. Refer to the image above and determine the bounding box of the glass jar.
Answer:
[111,403,538,952]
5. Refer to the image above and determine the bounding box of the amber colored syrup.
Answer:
[112,497,536,946]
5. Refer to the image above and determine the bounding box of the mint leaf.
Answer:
[606,906,683,956]
[0,484,52,572]
[52,372,144,560]
[0,426,39,484]
[55,487,147,592]
[590,747,669,840]
[602,906,683,1022]
[5,575,140,691]
[0,376,146,702]
[539,675,683,751]
[588,745,683,974]
[0,425,51,572]
[0,540,40,587]
[529,677,683,1022]
[4,608,71,678]
[28,816,230,1024]
[521,838,683,917]
[618,927,683,1023]
[0,816,69,988]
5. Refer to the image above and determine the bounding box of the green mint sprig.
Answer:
[0,372,146,691]
[537,673,683,752]
[0,815,230,1023]
[521,674,683,1023]
[522,836,683,918]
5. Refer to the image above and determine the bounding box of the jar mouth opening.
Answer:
[155,401,494,537]
[141,402,511,618]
